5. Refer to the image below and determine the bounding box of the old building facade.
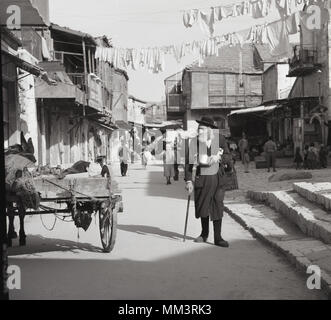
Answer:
[182,44,267,136]
[2,0,130,168]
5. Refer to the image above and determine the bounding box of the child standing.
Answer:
[294,147,303,170]
[243,148,250,173]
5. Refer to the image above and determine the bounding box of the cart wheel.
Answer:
[99,201,117,253]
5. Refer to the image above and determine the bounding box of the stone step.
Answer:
[293,182,331,212]
[248,190,331,245]
[224,200,331,299]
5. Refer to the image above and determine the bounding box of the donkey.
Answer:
[5,132,41,247]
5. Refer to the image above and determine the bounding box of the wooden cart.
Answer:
[29,176,123,253]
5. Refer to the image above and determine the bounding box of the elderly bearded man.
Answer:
[185,117,229,248]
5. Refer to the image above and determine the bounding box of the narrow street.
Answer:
[8,163,326,300]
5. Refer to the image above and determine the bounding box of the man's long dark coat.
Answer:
[184,133,230,222]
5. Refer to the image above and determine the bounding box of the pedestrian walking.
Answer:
[294,147,303,170]
[264,136,277,173]
[307,143,317,170]
[319,144,328,168]
[141,142,148,169]
[243,148,250,173]
[118,141,130,176]
[185,116,229,248]
[163,142,175,185]
[173,137,180,181]
[238,133,248,164]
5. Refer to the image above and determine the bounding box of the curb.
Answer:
[225,204,331,300]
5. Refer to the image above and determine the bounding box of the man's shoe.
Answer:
[215,239,229,248]
[194,236,207,243]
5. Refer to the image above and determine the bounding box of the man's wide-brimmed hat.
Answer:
[196,116,217,129]
[96,155,106,161]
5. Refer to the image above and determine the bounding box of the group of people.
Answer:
[295,143,329,170]
[238,134,278,173]
[238,133,329,172]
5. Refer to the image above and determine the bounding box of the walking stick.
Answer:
[183,195,191,242]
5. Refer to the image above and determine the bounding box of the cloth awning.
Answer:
[229,105,279,117]
[115,120,132,131]
[144,120,183,130]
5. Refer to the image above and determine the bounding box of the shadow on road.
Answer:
[8,238,327,300]
[7,235,103,256]
[118,224,195,241]
[145,171,188,201]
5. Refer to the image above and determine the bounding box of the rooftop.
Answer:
[186,44,262,74]
[185,44,288,74]
[51,23,97,45]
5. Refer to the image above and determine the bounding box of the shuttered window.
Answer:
[209,74,225,106]
[225,74,237,96]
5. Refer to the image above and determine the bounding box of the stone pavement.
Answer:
[224,162,331,299]
[227,161,331,198]
[225,198,331,299]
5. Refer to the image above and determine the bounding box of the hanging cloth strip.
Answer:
[266,18,292,57]
[181,0,316,36]
[94,12,299,73]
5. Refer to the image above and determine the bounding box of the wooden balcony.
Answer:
[288,46,322,77]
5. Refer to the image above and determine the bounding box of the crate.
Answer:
[255,156,267,169]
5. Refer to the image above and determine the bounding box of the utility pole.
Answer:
[82,39,88,117]
[299,25,305,153]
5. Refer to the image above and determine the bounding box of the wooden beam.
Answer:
[82,39,88,117]
[88,49,92,74]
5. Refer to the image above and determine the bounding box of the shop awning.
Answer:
[144,120,183,130]
[229,105,279,117]
[115,120,132,131]
[2,49,43,76]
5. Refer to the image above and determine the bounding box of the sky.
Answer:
[49,0,282,102]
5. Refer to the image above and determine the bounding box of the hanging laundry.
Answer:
[266,19,291,56]
[252,0,264,18]
[41,37,52,61]
[242,1,252,15]
[237,28,252,46]
[214,6,226,21]
[183,10,191,28]
[286,12,299,34]
[261,0,272,17]
[198,10,215,36]
[183,9,199,28]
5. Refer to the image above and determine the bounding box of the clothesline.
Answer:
[182,0,325,37]
[96,10,307,74]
